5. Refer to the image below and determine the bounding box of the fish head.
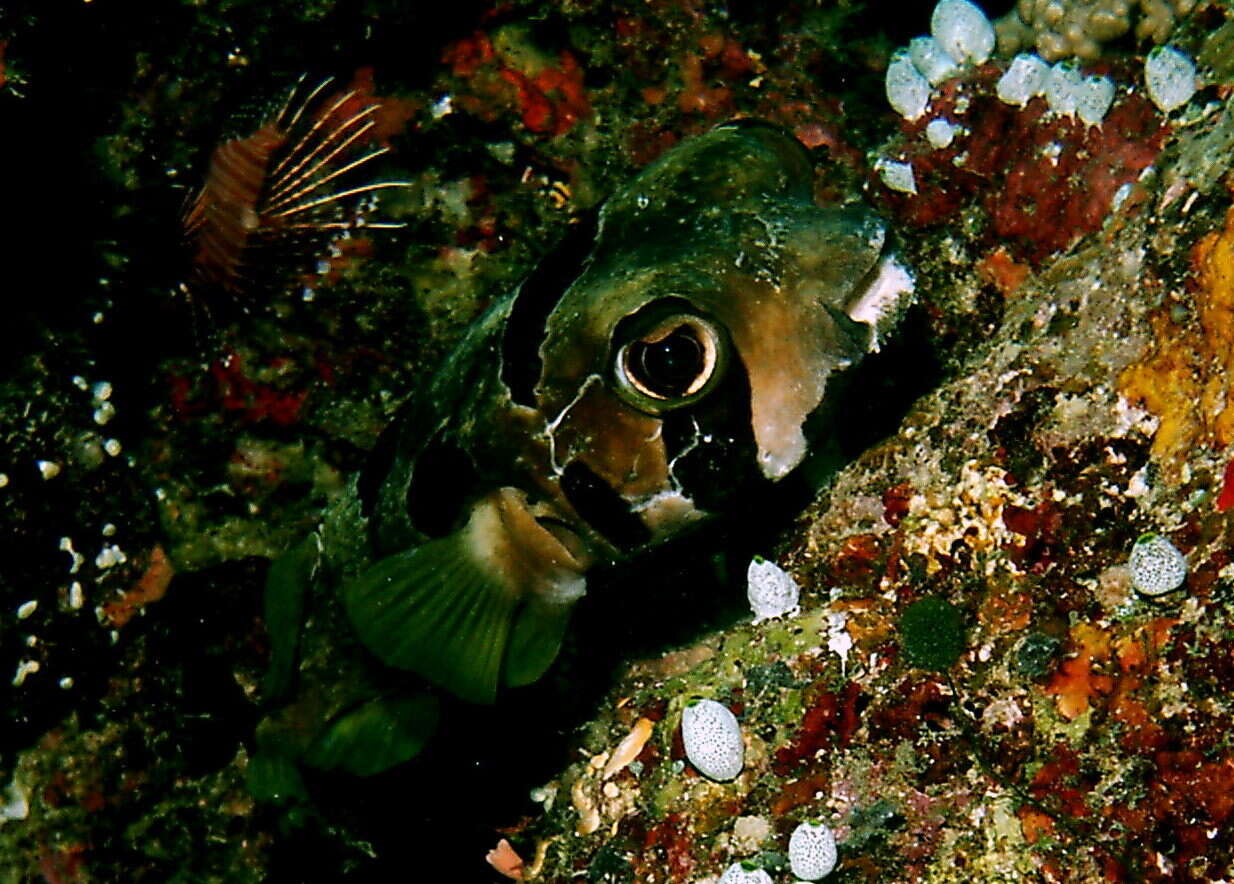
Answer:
[534,121,912,550]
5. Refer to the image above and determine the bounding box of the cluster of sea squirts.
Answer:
[873,0,1200,265]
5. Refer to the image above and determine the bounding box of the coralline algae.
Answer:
[681,698,744,781]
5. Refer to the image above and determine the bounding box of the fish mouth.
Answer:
[845,244,916,353]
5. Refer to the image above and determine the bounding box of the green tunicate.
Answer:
[1016,631,1062,678]
[845,799,901,850]
[898,597,966,671]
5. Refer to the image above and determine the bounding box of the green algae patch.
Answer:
[899,597,966,671]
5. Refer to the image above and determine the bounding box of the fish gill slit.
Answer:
[499,213,600,406]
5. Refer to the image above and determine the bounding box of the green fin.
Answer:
[303,694,440,777]
[262,533,322,704]
[340,536,519,704]
[504,601,573,688]
[247,750,309,805]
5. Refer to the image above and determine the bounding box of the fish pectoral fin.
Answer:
[247,749,309,805]
[302,693,440,777]
[341,488,588,704]
[341,536,520,705]
[504,598,577,688]
[261,532,323,704]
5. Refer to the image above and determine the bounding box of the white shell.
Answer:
[719,863,773,884]
[886,48,931,121]
[1044,61,1084,117]
[747,556,801,623]
[1129,533,1187,596]
[875,158,917,195]
[930,0,994,66]
[1076,75,1115,126]
[925,118,959,148]
[908,36,959,86]
[789,820,838,880]
[681,698,744,781]
[997,53,1049,106]
[1145,46,1197,113]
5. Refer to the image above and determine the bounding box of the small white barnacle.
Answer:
[789,820,838,880]
[885,48,931,121]
[747,555,800,624]
[930,0,994,66]
[1144,46,1197,113]
[718,861,773,884]
[1129,533,1187,597]
[681,698,744,782]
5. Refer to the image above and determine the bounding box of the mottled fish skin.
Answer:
[255,121,911,783]
[366,121,891,565]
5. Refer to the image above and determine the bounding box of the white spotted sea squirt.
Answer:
[255,121,914,782]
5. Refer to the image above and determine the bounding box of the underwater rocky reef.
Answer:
[2,0,1234,881]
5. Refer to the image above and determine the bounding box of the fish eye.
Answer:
[615,314,724,411]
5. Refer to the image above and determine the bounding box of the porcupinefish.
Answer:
[253,120,912,790]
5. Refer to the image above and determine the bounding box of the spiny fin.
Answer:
[247,750,309,805]
[303,693,440,777]
[341,537,520,704]
[261,533,322,704]
[504,601,573,688]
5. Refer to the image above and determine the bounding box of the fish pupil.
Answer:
[632,327,703,397]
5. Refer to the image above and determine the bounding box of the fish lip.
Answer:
[845,241,915,353]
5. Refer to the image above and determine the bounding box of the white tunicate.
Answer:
[886,48,931,121]
[908,36,959,87]
[681,698,744,781]
[1129,533,1187,596]
[997,53,1050,106]
[930,0,994,66]
[747,555,800,623]
[1044,61,1084,117]
[93,402,117,426]
[1145,46,1197,113]
[718,862,773,884]
[36,460,60,480]
[925,118,959,148]
[789,820,838,880]
[875,158,917,195]
[1077,75,1115,126]
[16,601,37,620]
